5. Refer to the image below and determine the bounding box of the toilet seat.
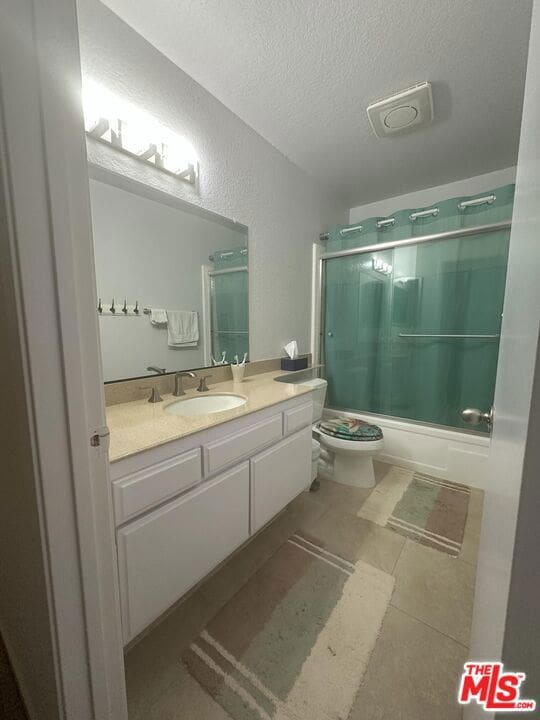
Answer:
[318,416,383,442]
[315,415,385,488]
[319,432,385,455]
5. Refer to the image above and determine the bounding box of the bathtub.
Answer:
[322,407,490,490]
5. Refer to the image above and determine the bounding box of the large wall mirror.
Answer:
[88,168,249,382]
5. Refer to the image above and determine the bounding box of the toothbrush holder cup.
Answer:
[231,364,245,383]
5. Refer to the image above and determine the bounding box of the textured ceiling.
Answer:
[99,0,532,207]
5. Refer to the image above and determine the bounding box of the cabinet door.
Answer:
[282,401,313,435]
[250,427,312,533]
[117,463,249,643]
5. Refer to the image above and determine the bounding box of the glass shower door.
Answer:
[322,228,509,432]
[323,249,393,414]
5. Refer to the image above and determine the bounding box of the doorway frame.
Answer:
[0,0,127,717]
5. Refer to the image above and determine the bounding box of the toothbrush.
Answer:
[221,351,227,364]
[242,353,247,365]
[234,354,239,365]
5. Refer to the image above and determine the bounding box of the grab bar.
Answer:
[409,208,439,221]
[339,224,363,236]
[376,217,396,229]
[398,333,500,339]
[458,195,496,211]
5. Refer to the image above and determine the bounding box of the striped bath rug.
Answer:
[182,535,394,720]
[357,466,471,557]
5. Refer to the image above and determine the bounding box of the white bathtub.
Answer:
[322,408,490,490]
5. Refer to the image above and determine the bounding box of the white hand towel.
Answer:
[166,310,199,347]
[149,308,168,325]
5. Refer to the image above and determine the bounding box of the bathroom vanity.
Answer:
[108,374,314,644]
[89,167,317,645]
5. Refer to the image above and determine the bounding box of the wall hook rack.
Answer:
[97,298,144,316]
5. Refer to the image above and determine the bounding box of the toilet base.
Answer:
[333,452,376,488]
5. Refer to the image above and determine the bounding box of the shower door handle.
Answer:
[462,406,493,431]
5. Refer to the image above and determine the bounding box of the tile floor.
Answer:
[125,462,482,720]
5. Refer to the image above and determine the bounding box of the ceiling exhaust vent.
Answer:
[367,82,433,138]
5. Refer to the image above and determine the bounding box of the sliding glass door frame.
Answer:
[314,220,512,430]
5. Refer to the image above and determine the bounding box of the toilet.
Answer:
[296,378,384,489]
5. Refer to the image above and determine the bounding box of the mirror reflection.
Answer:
[89,174,248,382]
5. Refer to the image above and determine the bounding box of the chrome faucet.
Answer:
[197,374,212,392]
[173,371,197,396]
[147,365,166,375]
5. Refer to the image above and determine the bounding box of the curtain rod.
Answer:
[320,221,511,261]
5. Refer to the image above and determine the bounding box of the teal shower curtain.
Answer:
[322,185,514,432]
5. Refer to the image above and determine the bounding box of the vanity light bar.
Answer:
[458,195,496,211]
[87,117,198,185]
[372,258,393,274]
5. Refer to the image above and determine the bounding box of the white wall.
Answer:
[349,167,516,222]
[90,178,246,380]
[77,0,346,362]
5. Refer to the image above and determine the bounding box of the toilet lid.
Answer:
[319,416,383,442]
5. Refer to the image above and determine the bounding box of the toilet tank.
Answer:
[294,378,327,424]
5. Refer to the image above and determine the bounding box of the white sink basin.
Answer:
[165,393,247,417]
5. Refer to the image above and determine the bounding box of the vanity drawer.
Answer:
[203,414,282,476]
[283,401,313,435]
[117,462,249,643]
[113,448,202,524]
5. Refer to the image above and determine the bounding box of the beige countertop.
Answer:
[106,371,314,462]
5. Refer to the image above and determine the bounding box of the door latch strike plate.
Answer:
[90,426,110,449]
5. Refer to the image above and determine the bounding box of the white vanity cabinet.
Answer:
[111,395,313,643]
[250,427,312,533]
[117,463,249,641]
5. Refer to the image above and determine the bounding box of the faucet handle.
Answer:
[140,386,163,403]
[197,375,212,392]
